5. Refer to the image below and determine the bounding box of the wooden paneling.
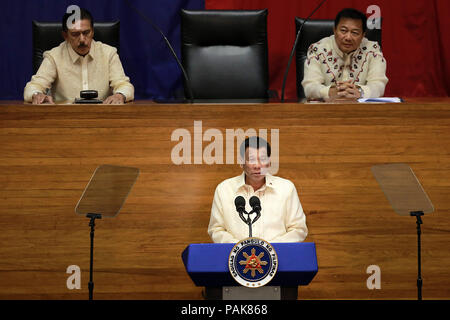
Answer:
[1,100,450,299]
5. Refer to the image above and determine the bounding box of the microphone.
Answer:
[234,196,246,214]
[280,0,328,102]
[234,196,247,224]
[249,196,261,213]
[122,0,194,102]
[249,196,262,224]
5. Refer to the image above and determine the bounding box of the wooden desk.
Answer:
[1,99,450,299]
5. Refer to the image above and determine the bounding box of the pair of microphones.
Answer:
[234,196,261,237]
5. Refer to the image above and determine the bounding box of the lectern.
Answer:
[182,242,318,300]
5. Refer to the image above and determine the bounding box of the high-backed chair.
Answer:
[295,18,382,100]
[32,20,120,73]
[181,9,269,102]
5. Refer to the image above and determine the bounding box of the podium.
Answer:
[182,242,318,300]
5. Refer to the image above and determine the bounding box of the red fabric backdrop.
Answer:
[205,0,450,99]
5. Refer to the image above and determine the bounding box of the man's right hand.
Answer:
[32,92,54,104]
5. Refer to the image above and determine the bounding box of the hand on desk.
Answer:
[103,93,126,104]
[32,93,54,105]
[328,81,361,101]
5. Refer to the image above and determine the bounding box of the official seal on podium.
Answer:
[228,237,278,288]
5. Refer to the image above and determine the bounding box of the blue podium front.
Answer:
[181,242,318,288]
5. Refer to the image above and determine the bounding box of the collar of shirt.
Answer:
[66,39,96,64]
[234,172,277,194]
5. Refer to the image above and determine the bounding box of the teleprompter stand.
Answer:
[372,163,434,300]
[410,210,424,300]
[86,213,102,301]
[75,165,139,300]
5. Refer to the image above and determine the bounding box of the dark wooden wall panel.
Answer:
[0,101,449,299]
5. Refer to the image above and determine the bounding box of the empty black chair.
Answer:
[32,20,120,73]
[295,18,382,99]
[181,9,269,102]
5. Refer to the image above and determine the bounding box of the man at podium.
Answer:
[208,136,308,243]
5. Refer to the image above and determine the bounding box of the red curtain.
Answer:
[205,0,450,99]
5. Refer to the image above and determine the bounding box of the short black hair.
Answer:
[240,136,271,159]
[335,8,367,33]
[62,7,94,32]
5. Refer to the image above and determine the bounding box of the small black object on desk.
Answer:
[75,90,103,104]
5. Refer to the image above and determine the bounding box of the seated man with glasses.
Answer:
[24,7,134,104]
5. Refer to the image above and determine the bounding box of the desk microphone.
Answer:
[122,0,194,102]
[280,0,328,102]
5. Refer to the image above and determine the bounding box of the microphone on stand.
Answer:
[234,196,263,238]
[249,196,262,224]
[234,196,247,224]
[122,0,194,102]
[280,0,328,102]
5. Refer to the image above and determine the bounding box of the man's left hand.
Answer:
[103,93,126,104]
